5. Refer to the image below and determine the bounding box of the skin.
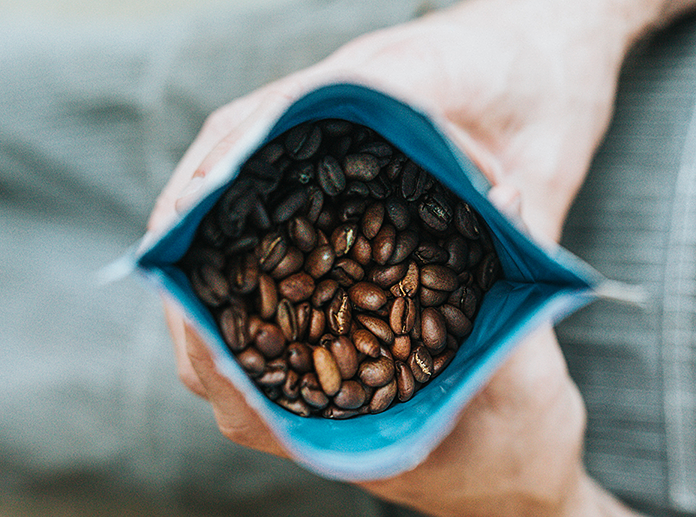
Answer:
[148,0,696,514]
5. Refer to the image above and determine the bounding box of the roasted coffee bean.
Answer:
[278,272,315,303]
[256,232,288,272]
[315,206,337,233]
[269,246,304,280]
[400,160,428,201]
[369,378,397,414]
[350,234,373,266]
[345,181,370,198]
[254,322,286,358]
[287,161,315,185]
[236,347,265,377]
[421,307,448,352]
[454,201,480,239]
[304,244,336,279]
[389,296,417,335]
[287,342,313,373]
[344,153,380,182]
[432,349,456,378]
[285,123,322,160]
[227,253,260,294]
[322,405,367,420]
[390,261,419,298]
[256,274,278,320]
[362,202,384,240]
[384,153,407,181]
[311,278,339,308]
[326,288,352,335]
[331,258,365,287]
[220,305,248,352]
[247,314,263,342]
[389,229,419,265]
[395,361,416,402]
[351,329,380,358]
[272,188,309,224]
[317,154,346,196]
[355,314,395,346]
[372,223,396,265]
[357,141,393,166]
[421,264,459,292]
[418,192,453,232]
[295,301,311,341]
[304,186,324,223]
[438,304,472,338]
[277,396,312,417]
[254,141,284,164]
[329,335,359,379]
[409,345,433,383]
[358,356,395,388]
[477,252,501,291]
[366,173,391,199]
[385,197,410,231]
[391,334,412,362]
[276,298,298,341]
[333,380,366,410]
[320,118,353,137]
[348,282,388,312]
[289,215,317,253]
[224,234,259,257]
[414,242,448,264]
[467,239,484,269]
[282,369,301,399]
[338,197,369,222]
[444,235,469,273]
[191,267,227,307]
[256,357,288,387]
[300,373,330,409]
[307,307,326,343]
[419,286,449,307]
[331,222,358,257]
[369,262,409,289]
[313,346,342,397]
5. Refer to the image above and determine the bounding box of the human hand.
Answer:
[149,0,694,514]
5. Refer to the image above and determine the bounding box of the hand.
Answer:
[149,0,693,514]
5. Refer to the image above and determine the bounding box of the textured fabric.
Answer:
[558,17,696,515]
[1,0,695,515]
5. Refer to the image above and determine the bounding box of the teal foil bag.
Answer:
[124,83,634,482]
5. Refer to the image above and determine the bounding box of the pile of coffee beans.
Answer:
[178,119,501,419]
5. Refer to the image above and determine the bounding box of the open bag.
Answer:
[118,83,638,481]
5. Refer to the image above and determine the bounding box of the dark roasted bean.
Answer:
[420,264,459,292]
[418,192,453,232]
[329,335,359,379]
[421,307,448,352]
[362,202,384,240]
[355,314,394,346]
[289,215,317,253]
[432,349,456,378]
[287,342,313,373]
[311,278,339,308]
[350,234,373,266]
[351,329,381,358]
[409,345,433,383]
[269,246,304,281]
[256,232,288,272]
[372,223,396,265]
[227,253,259,294]
[385,198,410,231]
[338,197,369,222]
[282,369,301,399]
[256,274,278,320]
[358,356,395,388]
[331,222,358,257]
[391,334,411,362]
[419,286,449,307]
[348,282,387,312]
[300,373,330,409]
[330,258,365,287]
[343,153,381,182]
[369,378,397,413]
[304,186,324,223]
[272,188,309,224]
[390,260,419,298]
[254,322,286,358]
[322,405,367,419]
[304,244,336,279]
[369,262,409,289]
[307,307,326,343]
[414,242,448,264]
[256,357,288,387]
[389,297,417,335]
[444,235,469,273]
[388,229,419,265]
[477,252,501,291]
[317,154,346,196]
[278,272,315,303]
[400,161,428,201]
[313,346,342,397]
[277,396,312,417]
[326,288,352,335]
[395,361,416,402]
[384,153,407,181]
[285,123,322,160]
[236,347,265,377]
[454,201,480,239]
[439,304,472,338]
[333,380,366,410]
[220,305,249,352]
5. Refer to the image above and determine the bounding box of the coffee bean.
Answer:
[287,342,313,373]
[276,298,298,341]
[326,288,352,336]
[349,234,373,266]
[236,346,265,377]
[395,361,415,402]
[388,229,419,265]
[313,346,342,397]
[348,282,387,312]
[304,186,324,223]
[358,356,395,388]
[418,192,453,232]
[477,252,501,291]
[390,260,419,298]
[421,307,448,352]
[420,264,459,292]
[389,296,417,335]
[384,153,407,181]
[338,197,369,222]
[400,161,428,202]
[285,123,322,160]
[385,197,410,231]
[256,274,278,320]
[351,329,380,358]
[369,378,397,413]
[227,253,260,294]
[257,357,288,387]
[322,405,367,420]
[438,304,472,338]
[331,222,358,257]
[355,314,395,346]
[254,322,286,358]
[331,258,365,287]
[305,244,336,279]
[220,305,248,352]
[362,202,384,240]
[454,201,481,239]
[256,232,288,272]
[278,272,315,303]
[344,153,380,181]
[300,373,330,409]
[311,278,339,308]
[372,223,396,265]
[329,335,359,379]
[272,188,309,224]
[277,396,312,417]
[414,242,448,265]
[282,369,301,399]
[269,246,304,280]
[369,262,409,289]
[317,154,346,196]
[419,286,449,307]
[190,267,226,307]
[408,345,433,383]
[432,349,456,378]
[289,216,317,253]
[391,334,412,362]
[307,307,326,343]
[333,380,366,409]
